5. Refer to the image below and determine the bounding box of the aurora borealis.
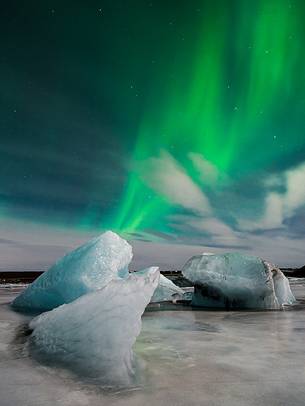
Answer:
[1,0,305,269]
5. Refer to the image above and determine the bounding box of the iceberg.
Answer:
[182,252,295,309]
[150,274,184,303]
[12,231,133,311]
[29,268,159,386]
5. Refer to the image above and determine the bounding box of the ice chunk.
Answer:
[182,252,295,309]
[135,271,184,303]
[12,231,132,311]
[264,261,296,306]
[29,268,159,387]
[150,274,184,303]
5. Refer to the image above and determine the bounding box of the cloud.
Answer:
[188,152,220,185]
[132,151,305,264]
[168,211,245,249]
[239,162,305,231]
[137,150,212,215]
[188,216,242,245]
[0,218,96,271]
[136,151,245,248]
[0,238,19,245]
[239,192,284,231]
[285,162,305,216]
[131,233,305,270]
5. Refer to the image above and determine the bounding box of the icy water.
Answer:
[1,280,305,406]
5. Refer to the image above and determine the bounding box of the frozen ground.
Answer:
[0,279,305,406]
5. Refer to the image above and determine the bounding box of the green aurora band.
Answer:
[95,0,305,239]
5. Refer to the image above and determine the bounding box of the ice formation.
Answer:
[264,261,296,307]
[29,268,160,386]
[182,252,295,309]
[12,231,133,311]
[149,274,184,303]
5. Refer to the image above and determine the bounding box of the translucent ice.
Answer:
[182,252,295,309]
[12,231,132,311]
[150,274,184,303]
[29,268,159,386]
[264,261,296,306]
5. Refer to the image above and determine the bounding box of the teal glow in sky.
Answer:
[1,0,305,268]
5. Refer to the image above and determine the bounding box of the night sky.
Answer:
[1,0,305,270]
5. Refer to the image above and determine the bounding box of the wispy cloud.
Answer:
[188,152,220,185]
[135,150,247,248]
[239,162,305,231]
[285,162,305,216]
[238,192,284,231]
[137,150,212,215]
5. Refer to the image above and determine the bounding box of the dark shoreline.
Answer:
[0,270,182,284]
[0,267,304,284]
[0,271,44,284]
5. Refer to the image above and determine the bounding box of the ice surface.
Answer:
[29,267,159,386]
[1,281,305,405]
[150,274,184,303]
[182,252,295,309]
[12,231,133,311]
